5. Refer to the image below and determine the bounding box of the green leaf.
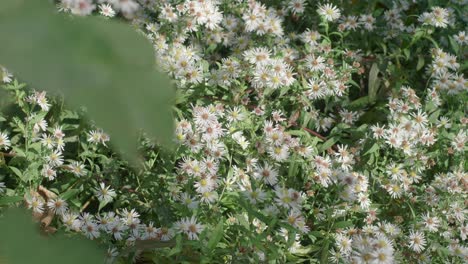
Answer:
[416,55,425,71]
[167,234,183,256]
[320,137,337,152]
[61,189,81,200]
[449,37,459,54]
[9,167,25,181]
[348,96,370,109]
[0,208,105,264]
[98,199,109,211]
[368,63,380,102]
[403,49,410,60]
[363,143,379,156]
[410,29,424,46]
[0,0,175,165]
[333,221,354,229]
[207,218,224,251]
[320,239,329,264]
[0,195,23,206]
[429,110,441,123]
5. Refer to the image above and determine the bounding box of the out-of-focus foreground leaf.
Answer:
[368,63,380,103]
[0,0,174,163]
[0,208,105,264]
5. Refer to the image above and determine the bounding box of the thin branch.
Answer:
[302,127,327,141]
[0,151,16,157]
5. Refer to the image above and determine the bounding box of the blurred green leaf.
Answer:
[9,167,24,181]
[0,196,23,206]
[0,208,105,264]
[320,137,337,152]
[333,221,354,229]
[349,96,370,109]
[0,0,175,164]
[207,218,224,252]
[320,239,329,264]
[449,37,459,54]
[368,63,380,103]
[416,55,425,71]
[363,143,379,156]
[61,189,81,200]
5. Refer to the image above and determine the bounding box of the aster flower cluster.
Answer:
[0,0,467,263]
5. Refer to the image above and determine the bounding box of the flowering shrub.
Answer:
[0,0,467,263]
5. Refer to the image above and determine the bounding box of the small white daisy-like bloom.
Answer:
[199,190,218,204]
[41,134,56,149]
[268,145,290,162]
[408,230,426,253]
[0,131,11,150]
[422,213,440,232]
[274,187,293,208]
[453,31,467,45]
[120,208,140,225]
[158,226,175,241]
[33,118,48,133]
[243,47,271,65]
[288,0,306,15]
[41,164,57,181]
[254,163,279,186]
[47,198,68,215]
[99,4,115,17]
[1,67,13,83]
[451,130,466,152]
[243,188,267,205]
[386,182,402,199]
[88,130,103,144]
[82,221,101,240]
[53,126,65,139]
[27,196,45,215]
[62,211,82,231]
[46,150,64,167]
[301,29,321,46]
[109,0,139,16]
[371,247,394,264]
[449,202,467,222]
[304,54,325,72]
[305,78,327,100]
[193,106,217,128]
[194,177,215,194]
[69,161,87,177]
[460,224,468,241]
[359,14,376,31]
[371,124,386,139]
[0,182,6,194]
[317,3,341,22]
[108,221,128,240]
[339,109,359,125]
[95,182,117,203]
[79,212,95,224]
[286,209,309,233]
[105,247,119,264]
[357,193,371,210]
[179,192,199,210]
[176,216,204,240]
[70,0,96,16]
[316,116,335,132]
[335,233,352,255]
[232,131,249,150]
[34,91,50,111]
[430,7,449,28]
[142,222,158,240]
[386,163,403,180]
